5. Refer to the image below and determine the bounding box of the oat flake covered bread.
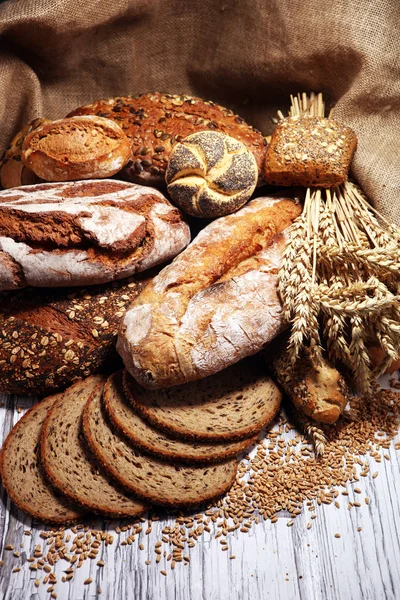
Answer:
[0,394,84,524]
[83,389,238,507]
[40,376,147,517]
[0,179,190,290]
[117,193,302,389]
[0,276,146,396]
[67,93,267,186]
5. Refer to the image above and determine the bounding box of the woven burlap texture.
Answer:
[0,0,399,223]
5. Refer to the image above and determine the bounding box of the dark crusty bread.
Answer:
[104,372,256,463]
[0,394,84,524]
[83,389,237,507]
[264,116,357,187]
[0,118,49,189]
[0,276,146,396]
[22,116,131,182]
[67,93,267,186]
[117,193,302,389]
[0,180,190,290]
[123,358,281,442]
[40,376,147,517]
[166,132,258,218]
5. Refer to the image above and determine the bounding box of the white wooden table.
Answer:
[1,377,400,600]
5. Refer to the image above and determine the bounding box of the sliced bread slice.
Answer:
[83,390,237,507]
[40,375,147,518]
[0,396,84,524]
[103,372,256,464]
[123,358,282,442]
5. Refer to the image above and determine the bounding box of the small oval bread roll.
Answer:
[166,131,258,218]
[22,116,131,182]
[0,118,49,188]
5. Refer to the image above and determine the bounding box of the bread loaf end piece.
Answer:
[270,346,350,424]
[264,116,357,187]
[118,194,302,388]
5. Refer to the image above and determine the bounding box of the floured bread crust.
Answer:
[0,180,190,290]
[117,193,302,388]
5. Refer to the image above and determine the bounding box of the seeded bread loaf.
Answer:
[0,395,84,524]
[264,116,357,187]
[67,93,267,186]
[104,372,256,462]
[117,193,302,389]
[0,276,146,396]
[40,376,147,517]
[166,132,258,218]
[0,179,190,290]
[123,358,281,441]
[0,118,48,189]
[83,389,238,507]
[22,116,132,182]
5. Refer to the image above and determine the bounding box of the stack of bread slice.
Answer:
[0,358,281,523]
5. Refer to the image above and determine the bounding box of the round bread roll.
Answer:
[165,131,258,218]
[21,116,131,182]
[0,118,49,189]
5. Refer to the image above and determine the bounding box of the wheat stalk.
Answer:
[277,92,400,392]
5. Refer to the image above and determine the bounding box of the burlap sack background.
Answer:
[0,0,399,223]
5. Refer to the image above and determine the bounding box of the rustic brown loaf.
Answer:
[264,116,357,187]
[67,92,267,186]
[368,345,400,375]
[117,193,302,389]
[0,118,48,189]
[40,376,147,517]
[22,116,132,182]
[83,387,238,507]
[166,131,258,218]
[0,179,190,290]
[123,359,281,441]
[0,276,146,396]
[0,394,85,524]
[104,371,257,462]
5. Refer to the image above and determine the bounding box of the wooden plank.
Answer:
[1,382,399,600]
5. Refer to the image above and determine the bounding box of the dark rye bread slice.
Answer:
[0,396,84,524]
[0,276,146,396]
[40,375,147,518]
[83,390,237,507]
[103,372,256,464]
[123,358,282,442]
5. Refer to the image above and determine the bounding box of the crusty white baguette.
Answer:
[117,193,302,388]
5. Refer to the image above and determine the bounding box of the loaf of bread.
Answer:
[0,276,146,396]
[22,116,131,182]
[264,116,357,187]
[0,118,48,189]
[166,132,258,218]
[368,344,400,375]
[0,179,190,290]
[67,93,267,186]
[269,343,350,424]
[117,193,302,389]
